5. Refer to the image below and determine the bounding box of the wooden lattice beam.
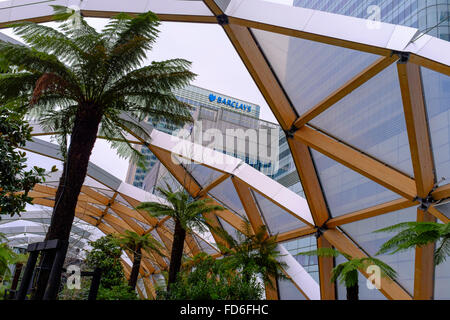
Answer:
[317,237,335,300]
[413,208,436,300]
[326,198,417,228]
[293,126,417,200]
[287,138,329,226]
[398,62,435,198]
[293,55,398,128]
[323,228,412,300]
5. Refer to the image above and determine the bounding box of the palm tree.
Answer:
[114,230,164,291]
[137,186,224,290]
[214,221,287,290]
[375,221,450,265]
[297,248,397,300]
[0,6,195,298]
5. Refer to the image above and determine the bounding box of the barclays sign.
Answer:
[209,93,252,113]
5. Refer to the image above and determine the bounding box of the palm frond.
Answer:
[107,11,160,77]
[9,21,83,65]
[435,235,450,265]
[99,114,146,167]
[0,72,41,104]
[362,257,398,280]
[376,221,443,255]
[0,41,76,84]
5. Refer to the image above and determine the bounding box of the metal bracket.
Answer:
[416,195,434,211]
[285,125,298,139]
[314,225,328,239]
[217,14,229,25]
[392,50,410,64]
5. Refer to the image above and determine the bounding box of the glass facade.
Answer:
[249,1,450,299]
[311,150,400,217]
[127,84,271,188]
[340,207,417,295]
[294,0,450,41]
[311,64,414,177]
[282,235,319,283]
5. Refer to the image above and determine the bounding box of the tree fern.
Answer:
[375,221,449,265]
[0,7,195,161]
[297,248,397,295]
[0,6,196,299]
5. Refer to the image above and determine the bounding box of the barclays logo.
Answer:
[207,93,251,113]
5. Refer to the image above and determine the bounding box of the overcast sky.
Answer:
[2,17,283,181]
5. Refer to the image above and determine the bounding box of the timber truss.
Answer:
[0,0,449,300]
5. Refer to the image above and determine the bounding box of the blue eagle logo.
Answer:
[208,94,216,102]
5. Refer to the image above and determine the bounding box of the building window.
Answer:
[199,106,217,121]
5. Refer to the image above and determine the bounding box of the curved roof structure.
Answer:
[0,0,449,300]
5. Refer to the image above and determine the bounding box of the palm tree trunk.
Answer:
[346,284,359,300]
[167,218,186,291]
[129,246,142,291]
[33,104,103,300]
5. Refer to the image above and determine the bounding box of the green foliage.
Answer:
[84,235,138,300]
[0,233,28,283]
[58,276,91,300]
[85,235,126,289]
[113,230,164,257]
[113,230,165,290]
[0,107,54,217]
[375,221,450,265]
[158,253,263,300]
[137,185,224,233]
[0,7,196,166]
[138,185,225,290]
[297,248,397,288]
[97,283,138,300]
[214,220,287,288]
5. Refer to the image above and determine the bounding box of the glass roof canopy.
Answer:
[0,0,448,300]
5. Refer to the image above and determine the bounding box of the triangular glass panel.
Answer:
[311,149,401,217]
[150,229,163,244]
[334,253,386,300]
[163,218,175,234]
[208,177,246,218]
[278,277,307,300]
[153,167,183,193]
[251,189,306,235]
[96,189,116,199]
[273,139,306,198]
[213,0,232,11]
[422,67,450,183]
[434,201,450,219]
[339,206,417,296]
[311,64,414,176]
[184,162,222,189]
[193,234,219,255]
[281,235,319,283]
[217,216,242,243]
[251,28,380,117]
[83,176,110,190]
